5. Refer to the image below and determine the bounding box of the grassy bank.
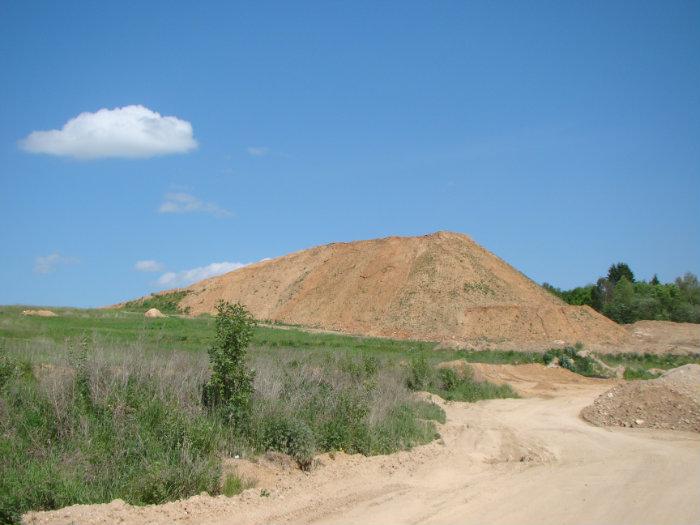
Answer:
[0,306,449,523]
[0,338,443,523]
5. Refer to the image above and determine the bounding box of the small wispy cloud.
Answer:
[134,260,165,272]
[247,146,270,157]
[34,253,79,274]
[19,105,198,159]
[157,261,248,287]
[158,192,232,218]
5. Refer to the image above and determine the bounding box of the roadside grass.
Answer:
[222,473,255,497]
[0,329,445,523]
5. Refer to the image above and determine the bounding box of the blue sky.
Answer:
[1,1,698,307]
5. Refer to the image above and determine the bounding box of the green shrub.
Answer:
[260,415,316,469]
[406,354,432,390]
[202,301,256,427]
[438,367,460,391]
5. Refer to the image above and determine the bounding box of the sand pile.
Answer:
[22,309,57,317]
[122,232,631,350]
[625,320,700,354]
[581,364,700,432]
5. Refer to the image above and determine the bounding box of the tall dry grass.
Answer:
[0,336,442,523]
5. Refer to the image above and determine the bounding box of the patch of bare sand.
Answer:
[21,309,57,317]
[467,362,614,397]
[625,320,700,354]
[144,308,166,318]
[24,365,700,525]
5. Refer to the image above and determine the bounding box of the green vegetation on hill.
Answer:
[544,264,700,324]
[121,290,192,314]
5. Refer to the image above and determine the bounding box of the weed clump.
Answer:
[258,415,316,469]
[406,358,518,402]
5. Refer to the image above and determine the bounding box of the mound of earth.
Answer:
[581,364,700,432]
[123,231,630,350]
[625,320,700,354]
[21,309,57,317]
[144,308,166,318]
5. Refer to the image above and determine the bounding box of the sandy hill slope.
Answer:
[625,320,700,354]
[152,231,629,350]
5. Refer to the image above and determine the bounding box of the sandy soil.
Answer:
[121,231,630,351]
[625,320,700,354]
[582,364,700,432]
[21,309,57,317]
[25,366,700,525]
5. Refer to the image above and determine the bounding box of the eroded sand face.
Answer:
[25,366,700,525]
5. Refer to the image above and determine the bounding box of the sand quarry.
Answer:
[54,232,694,524]
[25,363,700,525]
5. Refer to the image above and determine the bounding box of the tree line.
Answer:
[543,263,700,324]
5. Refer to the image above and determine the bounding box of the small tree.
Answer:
[202,301,256,427]
[607,262,635,284]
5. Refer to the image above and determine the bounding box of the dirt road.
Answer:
[25,367,700,525]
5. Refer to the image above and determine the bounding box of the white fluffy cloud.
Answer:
[247,146,270,157]
[134,260,165,272]
[34,253,79,274]
[157,261,248,287]
[158,192,231,218]
[20,105,198,159]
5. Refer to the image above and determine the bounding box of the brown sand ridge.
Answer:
[154,231,629,351]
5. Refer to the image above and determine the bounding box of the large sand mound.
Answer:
[127,232,631,350]
[581,364,700,432]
